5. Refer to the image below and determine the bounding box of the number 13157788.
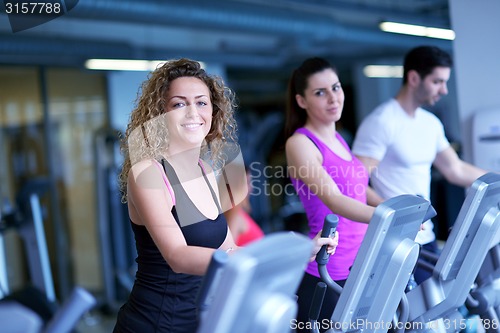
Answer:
[5,2,63,15]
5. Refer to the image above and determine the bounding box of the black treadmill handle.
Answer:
[315,214,339,265]
[309,282,327,321]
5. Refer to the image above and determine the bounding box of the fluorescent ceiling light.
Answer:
[85,59,169,71]
[379,21,455,40]
[363,65,403,78]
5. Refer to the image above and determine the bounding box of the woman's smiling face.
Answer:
[164,76,213,151]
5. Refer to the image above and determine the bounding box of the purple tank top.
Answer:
[291,127,369,280]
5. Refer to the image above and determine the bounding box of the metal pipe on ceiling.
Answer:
[68,0,450,47]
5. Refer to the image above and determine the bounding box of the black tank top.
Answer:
[161,158,227,248]
[113,159,228,333]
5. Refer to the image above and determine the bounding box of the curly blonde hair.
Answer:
[118,58,238,202]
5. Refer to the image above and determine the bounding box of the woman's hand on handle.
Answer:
[310,230,339,262]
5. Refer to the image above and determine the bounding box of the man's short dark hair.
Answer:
[403,45,453,84]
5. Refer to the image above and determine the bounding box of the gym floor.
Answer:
[76,312,117,333]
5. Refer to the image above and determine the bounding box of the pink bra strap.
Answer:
[152,159,176,206]
[198,158,207,175]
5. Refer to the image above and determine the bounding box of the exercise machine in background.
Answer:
[0,181,96,333]
[313,173,500,333]
[313,195,433,333]
[469,243,500,332]
[1,179,57,303]
[94,127,136,312]
[405,172,500,333]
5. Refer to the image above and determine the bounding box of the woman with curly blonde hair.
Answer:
[113,58,242,333]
